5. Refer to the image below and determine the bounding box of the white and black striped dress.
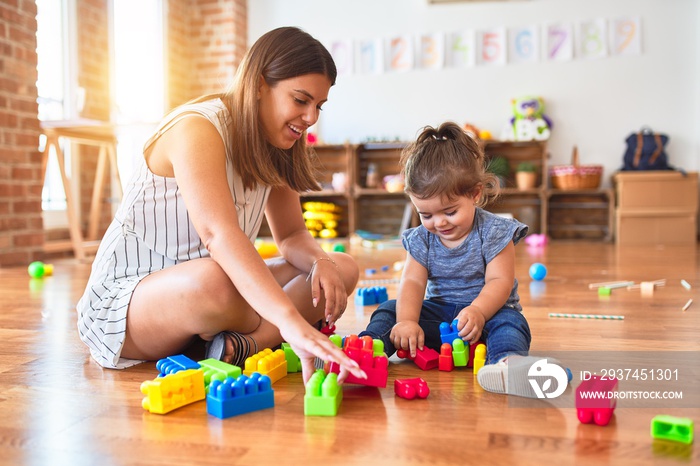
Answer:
[76,99,270,369]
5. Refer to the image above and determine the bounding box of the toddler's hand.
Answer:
[390,321,424,358]
[456,306,485,345]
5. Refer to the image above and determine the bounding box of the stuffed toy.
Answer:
[510,96,552,141]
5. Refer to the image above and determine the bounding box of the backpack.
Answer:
[622,127,672,171]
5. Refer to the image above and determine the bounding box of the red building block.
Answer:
[438,343,454,372]
[395,377,430,400]
[575,375,618,426]
[396,346,439,371]
[328,334,388,388]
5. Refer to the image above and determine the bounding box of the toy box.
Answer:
[614,172,698,246]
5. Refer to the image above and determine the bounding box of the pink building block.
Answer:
[395,377,430,400]
[575,375,618,426]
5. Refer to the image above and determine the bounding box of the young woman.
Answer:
[77,27,364,384]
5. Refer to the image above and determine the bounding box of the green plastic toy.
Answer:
[651,415,694,444]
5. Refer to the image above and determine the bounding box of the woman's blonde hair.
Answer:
[401,122,499,207]
[186,27,336,192]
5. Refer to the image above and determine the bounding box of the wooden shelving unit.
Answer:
[260,140,615,240]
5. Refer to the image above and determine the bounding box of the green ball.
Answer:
[27,261,45,278]
[332,243,346,253]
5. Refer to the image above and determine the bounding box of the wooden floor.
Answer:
[1,240,698,465]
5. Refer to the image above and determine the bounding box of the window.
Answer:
[36,0,74,218]
[111,0,166,182]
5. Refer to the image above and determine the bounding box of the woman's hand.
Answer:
[308,258,347,327]
[456,305,486,345]
[279,318,366,384]
[390,321,424,358]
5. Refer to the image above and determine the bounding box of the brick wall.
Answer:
[0,0,248,266]
[168,0,247,109]
[0,1,43,266]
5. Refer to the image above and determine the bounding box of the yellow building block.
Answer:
[473,344,486,376]
[243,348,288,384]
[141,369,205,414]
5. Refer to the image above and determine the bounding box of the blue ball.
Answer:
[529,263,547,281]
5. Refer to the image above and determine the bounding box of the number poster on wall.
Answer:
[329,16,642,75]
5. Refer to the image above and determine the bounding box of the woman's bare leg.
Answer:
[121,252,358,361]
[247,252,359,350]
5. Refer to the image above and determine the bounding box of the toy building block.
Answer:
[466,340,485,368]
[651,415,694,444]
[452,339,468,367]
[206,372,274,419]
[156,354,201,377]
[439,319,460,345]
[396,346,439,371]
[439,343,454,372]
[304,370,343,416]
[372,339,385,357]
[395,377,430,400]
[354,286,389,306]
[281,343,301,373]
[328,334,388,387]
[141,369,206,414]
[198,358,242,390]
[575,375,618,426]
[472,344,486,375]
[243,348,288,384]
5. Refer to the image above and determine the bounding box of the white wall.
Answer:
[249,0,699,188]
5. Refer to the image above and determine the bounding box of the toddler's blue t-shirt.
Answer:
[401,208,528,310]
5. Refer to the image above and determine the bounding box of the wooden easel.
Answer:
[40,120,122,261]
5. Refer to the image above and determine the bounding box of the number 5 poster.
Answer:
[478,28,507,65]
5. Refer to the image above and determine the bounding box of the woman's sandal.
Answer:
[205,331,258,367]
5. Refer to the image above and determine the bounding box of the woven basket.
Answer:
[550,146,603,190]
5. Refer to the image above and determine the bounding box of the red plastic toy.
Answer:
[395,377,430,400]
[396,346,439,371]
[328,334,388,387]
[575,375,618,426]
[438,343,454,371]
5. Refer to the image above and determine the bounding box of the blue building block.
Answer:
[354,286,388,306]
[439,319,460,346]
[156,354,201,377]
[206,373,274,419]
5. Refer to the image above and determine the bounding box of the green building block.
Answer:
[598,286,611,296]
[651,415,694,444]
[198,358,241,390]
[304,370,342,416]
[329,334,343,348]
[452,339,468,367]
[281,343,301,373]
[372,339,384,357]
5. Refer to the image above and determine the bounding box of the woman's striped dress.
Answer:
[76,99,270,369]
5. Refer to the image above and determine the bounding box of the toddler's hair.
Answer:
[400,122,499,207]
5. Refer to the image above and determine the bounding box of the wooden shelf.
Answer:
[288,141,615,241]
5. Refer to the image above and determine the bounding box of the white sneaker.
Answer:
[477,355,565,398]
